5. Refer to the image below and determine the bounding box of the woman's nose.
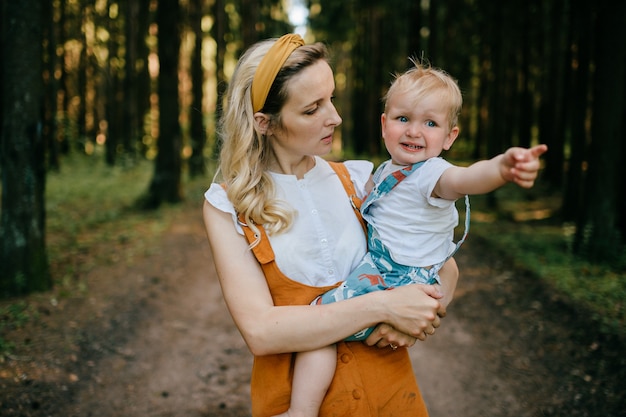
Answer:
[328,104,342,126]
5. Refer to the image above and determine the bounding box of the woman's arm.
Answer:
[204,200,442,356]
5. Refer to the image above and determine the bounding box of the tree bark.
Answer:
[561,0,593,222]
[574,0,626,262]
[0,0,51,297]
[124,0,141,160]
[143,0,182,208]
[189,0,207,177]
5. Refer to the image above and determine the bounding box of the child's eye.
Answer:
[399,116,408,123]
[426,120,436,127]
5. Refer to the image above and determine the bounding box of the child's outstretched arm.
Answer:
[434,144,548,200]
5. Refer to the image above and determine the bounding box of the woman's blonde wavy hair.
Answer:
[216,38,329,240]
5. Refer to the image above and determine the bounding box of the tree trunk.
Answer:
[124,0,140,161]
[143,0,182,208]
[351,2,383,157]
[0,0,51,297]
[212,0,227,158]
[240,0,260,49]
[78,3,89,151]
[574,0,625,263]
[539,0,568,188]
[136,0,153,157]
[43,0,60,171]
[188,0,207,177]
[105,8,121,166]
[561,0,593,222]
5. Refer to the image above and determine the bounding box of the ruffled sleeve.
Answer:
[204,183,244,235]
[343,160,374,199]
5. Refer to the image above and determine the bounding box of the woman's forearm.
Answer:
[239,293,391,355]
[204,201,393,355]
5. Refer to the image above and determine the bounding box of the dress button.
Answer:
[352,389,362,399]
[311,209,318,215]
[340,354,351,363]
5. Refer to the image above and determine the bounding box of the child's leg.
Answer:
[272,345,337,417]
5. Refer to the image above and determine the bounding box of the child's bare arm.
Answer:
[434,144,547,200]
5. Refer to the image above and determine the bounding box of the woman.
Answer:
[202,34,458,417]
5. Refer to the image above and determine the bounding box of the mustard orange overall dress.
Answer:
[241,162,430,417]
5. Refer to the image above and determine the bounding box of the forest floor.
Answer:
[1,199,625,417]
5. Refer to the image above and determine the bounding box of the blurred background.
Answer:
[1,0,624,347]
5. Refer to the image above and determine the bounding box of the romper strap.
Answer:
[328,161,367,235]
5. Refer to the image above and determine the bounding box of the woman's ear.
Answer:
[254,112,271,136]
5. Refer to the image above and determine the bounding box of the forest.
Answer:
[1,0,625,328]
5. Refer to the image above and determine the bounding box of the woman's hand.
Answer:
[365,257,459,350]
[367,283,442,346]
[364,285,442,350]
[365,323,418,349]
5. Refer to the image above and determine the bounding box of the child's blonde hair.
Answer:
[384,58,462,131]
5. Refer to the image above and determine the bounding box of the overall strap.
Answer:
[328,161,367,235]
[232,160,367,264]
[238,215,276,264]
[362,161,425,215]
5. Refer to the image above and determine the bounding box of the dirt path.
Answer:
[1,203,624,417]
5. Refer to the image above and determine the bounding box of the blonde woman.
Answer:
[203,35,458,417]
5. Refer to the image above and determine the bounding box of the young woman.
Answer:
[203,34,458,417]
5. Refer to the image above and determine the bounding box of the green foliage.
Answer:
[467,188,626,340]
[1,155,214,355]
[0,301,37,353]
[45,155,183,290]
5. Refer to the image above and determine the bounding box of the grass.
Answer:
[46,155,168,288]
[0,154,212,353]
[0,301,37,352]
[465,185,626,339]
[45,155,212,287]
[1,153,625,351]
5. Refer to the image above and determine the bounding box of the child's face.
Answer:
[381,90,459,166]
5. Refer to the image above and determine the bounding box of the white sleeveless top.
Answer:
[205,156,373,287]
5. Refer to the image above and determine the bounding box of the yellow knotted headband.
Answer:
[251,34,305,112]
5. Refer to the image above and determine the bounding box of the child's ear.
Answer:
[443,126,459,150]
[380,113,387,138]
[254,112,271,136]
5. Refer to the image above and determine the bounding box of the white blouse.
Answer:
[205,156,373,287]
